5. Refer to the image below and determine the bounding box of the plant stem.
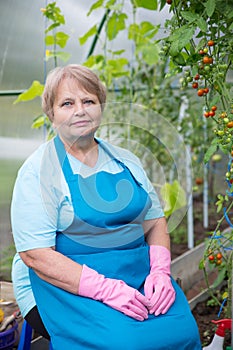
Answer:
[226,250,232,318]
[86,10,110,59]
[208,200,233,250]
[203,265,222,308]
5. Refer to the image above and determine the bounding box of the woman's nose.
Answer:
[74,102,85,116]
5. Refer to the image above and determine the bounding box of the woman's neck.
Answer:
[60,135,99,167]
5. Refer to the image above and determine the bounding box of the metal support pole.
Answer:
[203,108,209,228]
[186,144,194,249]
[179,96,194,249]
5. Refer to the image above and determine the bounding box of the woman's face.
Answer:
[52,77,102,144]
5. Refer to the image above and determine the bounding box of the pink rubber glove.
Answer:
[144,245,176,316]
[78,264,150,321]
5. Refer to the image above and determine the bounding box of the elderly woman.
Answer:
[11,64,201,349]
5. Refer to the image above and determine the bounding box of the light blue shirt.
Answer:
[11,138,164,317]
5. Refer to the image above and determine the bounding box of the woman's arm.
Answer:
[143,217,170,250]
[20,248,82,294]
[20,247,150,321]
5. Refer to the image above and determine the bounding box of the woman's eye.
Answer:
[84,100,94,105]
[62,101,71,107]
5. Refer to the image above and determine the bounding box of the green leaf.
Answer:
[160,180,186,218]
[106,13,127,40]
[178,26,196,50]
[169,39,180,57]
[105,0,117,9]
[13,81,44,104]
[128,22,158,44]
[204,139,218,163]
[43,2,65,25]
[55,32,69,48]
[173,53,186,66]
[229,22,233,31]
[45,22,60,34]
[216,203,223,213]
[47,128,55,140]
[180,11,199,23]
[45,35,55,46]
[219,144,229,154]
[45,51,71,62]
[107,58,129,73]
[79,25,98,46]
[45,32,69,48]
[128,23,139,41]
[196,18,208,33]
[226,10,233,19]
[87,0,104,16]
[137,43,160,65]
[83,54,105,70]
[199,258,205,270]
[131,0,158,10]
[159,0,166,10]
[168,25,196,55]
[212,267,227,288]
[31,115,47,129]
[140,21,159,38]
[110,49,125,55]
[205,0,216,17]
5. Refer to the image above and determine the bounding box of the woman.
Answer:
[11,64,201,349]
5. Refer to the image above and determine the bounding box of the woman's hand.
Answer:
[79,264,150,321]
[144,245,176,316]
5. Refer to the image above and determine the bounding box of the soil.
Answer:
[192,296,232,348]
[170,195,232,348]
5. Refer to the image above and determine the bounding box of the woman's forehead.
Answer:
[56,77,97,97]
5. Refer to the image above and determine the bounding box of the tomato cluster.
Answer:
[213,108,233,153]
[180,39,228,101]
[225,150,233,183]
[204,105,217,118]
[208,251,223,266]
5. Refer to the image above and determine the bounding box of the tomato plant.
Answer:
[159,0,233,318]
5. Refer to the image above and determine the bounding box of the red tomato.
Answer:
[197,89,204,96]
[207,40,215,47]
[209,111,215,117]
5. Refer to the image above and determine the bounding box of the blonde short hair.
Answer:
[42,64,107,121]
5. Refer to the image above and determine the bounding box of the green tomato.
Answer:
[219,64,227,70]
[218,72,225,78]
[212,154,222,162]
[204,65,211,72]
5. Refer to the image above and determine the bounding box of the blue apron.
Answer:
[30,136,201,350]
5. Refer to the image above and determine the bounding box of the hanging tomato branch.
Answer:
[160,0,233,319]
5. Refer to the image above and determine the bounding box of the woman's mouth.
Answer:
[70,120,91,127]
